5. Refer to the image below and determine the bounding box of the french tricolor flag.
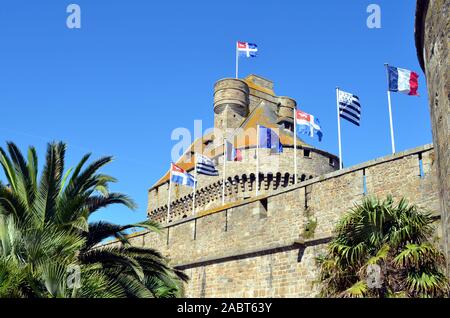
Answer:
[387,65,419,96]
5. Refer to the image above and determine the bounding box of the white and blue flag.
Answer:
[295,110,323,142]
[237,41,258,58]
[170,163,197,188]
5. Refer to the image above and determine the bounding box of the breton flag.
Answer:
[170,163,197,188]
[258,126,283,153]
[337,90,362,126]
[237,41,258,58]
[387,65,419,96]
[195,154,219,176]
[225,140,243,161]
[295,110,323,141]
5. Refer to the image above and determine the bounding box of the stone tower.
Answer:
[112,74,440,298]
[213,78,250,131]
[277,96,297,132]
[147,74,340,223]
[102,4,446,297]
[415,0,449,272]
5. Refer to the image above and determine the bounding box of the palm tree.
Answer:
[317,196,448,298]
[0,141,187,297]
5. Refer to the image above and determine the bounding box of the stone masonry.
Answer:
[147,75,339,224]
[102,1,450,297]
[94,1,448,298]
[415,0,449,272]
[128,58,445,296]
[106,144,440,297]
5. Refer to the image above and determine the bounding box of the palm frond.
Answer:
[84,220,158,249]
[341,280,368,298]
[318,196,448,298]
[0,146,17,191]
[79,247,145,281]
[33,142,66,224]
[85,193,136,216]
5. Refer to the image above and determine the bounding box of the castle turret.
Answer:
[214,78,250,131]
[277,96,297,131]
[148,74,340,224]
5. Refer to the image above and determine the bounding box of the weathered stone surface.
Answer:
[107,145,439,297]
[415,0,449,271]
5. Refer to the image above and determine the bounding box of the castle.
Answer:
[148,75,339,224]
[133,75,440,297]
[105,0,448,297]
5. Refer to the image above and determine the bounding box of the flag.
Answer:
[170,163,197,187]
[237,41,258,58]
[258,126,283,153]
[295,110,323,141]
[387,65,419,96]
[195,154,219,176]
[337,90,361,126]
[225,140,242,162]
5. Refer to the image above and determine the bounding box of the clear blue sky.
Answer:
[0,1,431,226]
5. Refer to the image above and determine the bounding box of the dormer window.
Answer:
[203,139,214,147]
[286,122,293,131]
[329,157,335,167]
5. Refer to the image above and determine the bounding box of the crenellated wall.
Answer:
[110,144,440,298]
[148,146,338,223]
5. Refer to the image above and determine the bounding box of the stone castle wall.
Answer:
[112,144,439,297]
[415,0,449,272]
[148,146,338,223]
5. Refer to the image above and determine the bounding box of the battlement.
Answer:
[121,144,439,297]
[148,145,339,223]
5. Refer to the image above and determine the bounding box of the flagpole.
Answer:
[336,87,343,170]
[384,63,396,154]
[293,107,298,184]
[167,164,173,224]
[235,42,239,79]
[222,139,227,205]
[256,125,260,196]
[387,90,396,154]
[191,155,197,215]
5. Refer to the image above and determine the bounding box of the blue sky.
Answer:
[0,1,431,226]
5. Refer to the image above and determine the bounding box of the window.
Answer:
[261,198,268,211]
[363,169,367,195]
[259,198,268,219]
[418,153,425,178]
[154,187,159,205]
[203,139,214,148]
[303,149,311,158]
[329,157,335,167]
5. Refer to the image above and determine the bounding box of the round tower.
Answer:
[214,78,250,131]
[277,96,297,131]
